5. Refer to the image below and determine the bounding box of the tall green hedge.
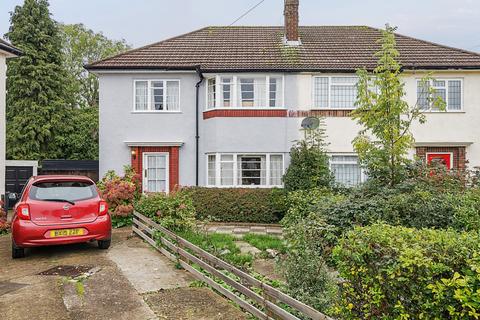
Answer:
[183,187,286,223]
[333,224,480,319]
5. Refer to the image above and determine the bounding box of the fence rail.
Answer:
[132,211,334,320]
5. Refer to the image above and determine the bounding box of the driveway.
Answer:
[0,228,247,320]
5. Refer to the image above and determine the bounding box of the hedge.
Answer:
[183,187,286,223]
[333,224,480,319]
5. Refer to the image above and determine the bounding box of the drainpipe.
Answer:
[195,66,204,186]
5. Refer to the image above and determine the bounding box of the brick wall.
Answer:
[131,146,180,191]
[284,0,299,42]
[416,146,467,170]
[203,109,288,119]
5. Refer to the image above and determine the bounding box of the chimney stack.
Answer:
[284,0,300,45]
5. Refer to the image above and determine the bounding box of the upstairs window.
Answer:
[417,79,462,111]
[134,80,180,111]
[206,75,283,109]
[313,76,358,109]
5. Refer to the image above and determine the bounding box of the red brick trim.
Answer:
[416,146,467,170]
[203,109,288,119]
[131,146,180,192]
[288,110,354,117]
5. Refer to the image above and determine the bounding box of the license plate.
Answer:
[50,228,83,238]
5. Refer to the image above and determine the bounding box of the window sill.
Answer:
[205,185,284,189]
[421,111,465,114]
[131,111,183,114]
[204,107,287,111]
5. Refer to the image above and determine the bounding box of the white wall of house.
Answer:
[0,54,6,197]
[97,70,480,188]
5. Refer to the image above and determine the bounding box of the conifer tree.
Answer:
[5,0,71,160]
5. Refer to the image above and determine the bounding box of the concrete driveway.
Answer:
[0,228,246,320]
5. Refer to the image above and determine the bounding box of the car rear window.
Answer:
[29,181,98,202]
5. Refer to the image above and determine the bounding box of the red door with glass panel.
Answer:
[426,153,452,169]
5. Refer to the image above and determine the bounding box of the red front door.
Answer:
[427,153,452,169]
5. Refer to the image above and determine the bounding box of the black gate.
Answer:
[5,166,33,208]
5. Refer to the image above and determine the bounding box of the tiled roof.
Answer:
[0,38,22,56]
[86,26,480,72]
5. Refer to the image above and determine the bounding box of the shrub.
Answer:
[283,121,333,192]
[333,224,480,319]
[183,187,286,223]
[134,190,196,232]
[0,201,8,235]
[97,165,141,227]
[282,214,338,314]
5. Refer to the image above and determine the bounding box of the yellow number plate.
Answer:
[50,228,83,238]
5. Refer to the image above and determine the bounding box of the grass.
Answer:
[242,234,286,254]
[177,230,253,268]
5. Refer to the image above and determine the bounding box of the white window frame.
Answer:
[312,75,359,110]
[206,153,284,188]
[416,78,463,112]
[205,74,285,110]
[425,152,454,169]
[142,152,170,193]
[133,79,181,112]
[329,153,367,186]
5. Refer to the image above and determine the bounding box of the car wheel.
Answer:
[12,240,25,259]
[98,239,111,250]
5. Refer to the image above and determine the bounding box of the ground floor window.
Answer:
[329,154,366,187]
[207,153,284,187]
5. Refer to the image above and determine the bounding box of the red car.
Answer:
[11,175,111,258]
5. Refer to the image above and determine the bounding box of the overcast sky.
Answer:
[1,0,480,52]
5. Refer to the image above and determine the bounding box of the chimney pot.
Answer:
[284,0,300,45]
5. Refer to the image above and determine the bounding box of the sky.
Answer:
[1,0,480,52]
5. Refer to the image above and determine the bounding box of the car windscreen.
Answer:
[29,181,98,202]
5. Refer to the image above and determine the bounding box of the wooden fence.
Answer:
[132,211,334,320]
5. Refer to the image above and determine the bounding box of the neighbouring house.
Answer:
[0,39,21,203]
[86,0,480,192]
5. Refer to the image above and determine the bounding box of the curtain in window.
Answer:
[221,77,232,107]
[330,155,362,187]
[166,81,179,110]
[220,154,234,186]
[330,77,357,109]
[207,78,216,109]
[314,77,329,108]
[135,81,148,110]
[207,155,216,185]
[448,80,462,110]
[269,155,283,185]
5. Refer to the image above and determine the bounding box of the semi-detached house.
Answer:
[86,0,480,193]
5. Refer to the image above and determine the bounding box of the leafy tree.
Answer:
[57,107,99,160]
[60,24,130,107]
[283,118,333,191]
[352,25,444,187]
[5,0,71,160]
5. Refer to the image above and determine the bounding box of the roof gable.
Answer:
[86,26,480,72]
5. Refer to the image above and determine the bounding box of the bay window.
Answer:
[313,76,358,109]
[329,155,366,187]
[417,79,462,111]
[207,153,284,187]
[134,80,180,111]
[206,75,283,109]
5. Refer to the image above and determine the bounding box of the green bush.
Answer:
[282,214,338,314]
[283,122,333,192]
[183,187,286,223]
[134,191,196,232]
[333,224,480,319]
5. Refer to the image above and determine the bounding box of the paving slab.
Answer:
[235,240,261,256]
[107,236,193,293]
